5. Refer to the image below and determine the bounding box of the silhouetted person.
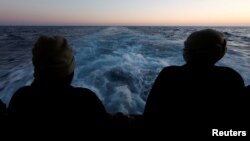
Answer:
[8,36,107,133]
[144,29,247,136]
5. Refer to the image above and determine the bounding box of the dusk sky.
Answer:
[0,0,250,26]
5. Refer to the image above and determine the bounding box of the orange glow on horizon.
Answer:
[0,0,250,26]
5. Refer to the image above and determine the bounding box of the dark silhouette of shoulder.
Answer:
[8,86,107,129]
[146,65,244,97]
[145,65,245,108]
[144,65,246,137]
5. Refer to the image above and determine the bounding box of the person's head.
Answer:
[183,29,227,66]
[32,36,75,85]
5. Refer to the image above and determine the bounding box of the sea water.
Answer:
[0,26,250,114]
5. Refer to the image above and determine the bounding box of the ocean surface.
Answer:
[0,26,250,114]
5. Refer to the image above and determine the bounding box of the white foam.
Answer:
[1,27,250,114]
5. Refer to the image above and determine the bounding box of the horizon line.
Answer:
[1,24,250,27]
